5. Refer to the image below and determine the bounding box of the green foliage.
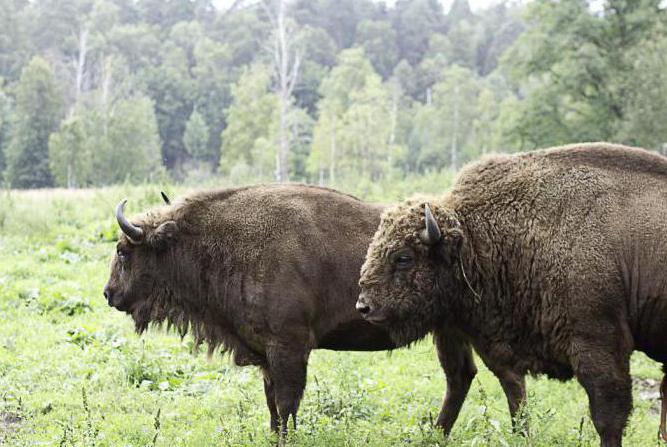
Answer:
[1,0,667,187]
[294,26,337,114]
[355,20,399,79]
[48,117,91,188]
[103,96,163,184]
[392,0,446,65]
[0,0,30,81]
[311,48,395,182]
[616,24,667,149]
[219,64,278,179]
[285,106,315,181]
[191,36,233,164]
[4,56,62,188]
[47,93,163,188]
[142,47,193,171]
[293,0,379,50]
[0,80,12,181]
[183,110,211,162]
[408,65,512,172]
[414,33,452,98]
[503,0,666,149]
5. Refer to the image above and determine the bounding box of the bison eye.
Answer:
[394,255,414,269]
[390,249,415,270]
[117,248,129,263]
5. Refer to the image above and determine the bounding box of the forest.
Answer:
[2,0,667,189]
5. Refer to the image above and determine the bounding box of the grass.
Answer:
[0,180,664,446]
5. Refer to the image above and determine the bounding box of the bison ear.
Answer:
[147,220,179,248]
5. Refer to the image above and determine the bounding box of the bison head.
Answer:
[356,200,464,346]
[103,197,180,332]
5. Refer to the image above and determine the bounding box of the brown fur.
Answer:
[104,184,479,435]
[358,143,667,446]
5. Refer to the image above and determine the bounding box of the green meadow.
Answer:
[0,182,663,446]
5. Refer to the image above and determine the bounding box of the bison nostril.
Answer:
[355,301,372,315]
[103,286,112,305]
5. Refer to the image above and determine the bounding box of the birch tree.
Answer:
[219,64,278,178]
[261,0,301,182]
[310,48,396,182]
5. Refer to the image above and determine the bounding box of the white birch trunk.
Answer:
[450,85,460,170]
[329,115,336,184]
[264,0,300,182]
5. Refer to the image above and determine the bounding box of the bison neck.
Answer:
[140,253,265,366]
[439,229,574,381]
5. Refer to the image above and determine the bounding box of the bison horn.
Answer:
[115,199,144,243]
[160,191,171,205]
[420,204,441,245]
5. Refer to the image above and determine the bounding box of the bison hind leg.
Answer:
[572,338,632,447]
[266,345,309,436]
[261,368,280,433]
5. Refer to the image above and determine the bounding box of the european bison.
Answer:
[357,143,667,447]
[103,184,505,434]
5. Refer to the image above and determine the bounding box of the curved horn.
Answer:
[420,203,441,245]
[115,199,144,243]
[160,191,171,205]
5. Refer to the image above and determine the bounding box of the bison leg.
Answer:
[573,341,632,447]
[474,348,528,435]
[261,369,280,433]
[660,372,667,442]
[266,345,309,435]
[433,329,477,436]
[495,369,528,435]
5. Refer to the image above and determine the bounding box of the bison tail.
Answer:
[661,369,667,442]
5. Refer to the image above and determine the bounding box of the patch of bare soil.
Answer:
[633,377,661,415]
[0,411,22,441]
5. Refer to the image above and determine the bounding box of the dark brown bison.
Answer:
[103,184,509,435]
[357,143,667,447]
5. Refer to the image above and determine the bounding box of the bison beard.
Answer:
[359,143,667,447]
[381,292,443,348]
[387,312,433,348]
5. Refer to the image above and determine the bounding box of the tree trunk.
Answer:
[450,85,460,170]
[71,25,88,115]
[67,163,74,189]
[101,56,112,108]
[264,0,300,182]
[329,115,336,184]
[277,98,289,181]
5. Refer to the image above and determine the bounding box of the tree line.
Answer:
[1,0,666,189]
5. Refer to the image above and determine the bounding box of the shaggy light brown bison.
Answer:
[103,184,510,434]
[357,143,667,447]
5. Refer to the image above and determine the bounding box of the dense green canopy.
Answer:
[0,0,665,188]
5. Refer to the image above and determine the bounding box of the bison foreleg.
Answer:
[495,369,527,436]
[433,330,477,436]
[266,345,309,436]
